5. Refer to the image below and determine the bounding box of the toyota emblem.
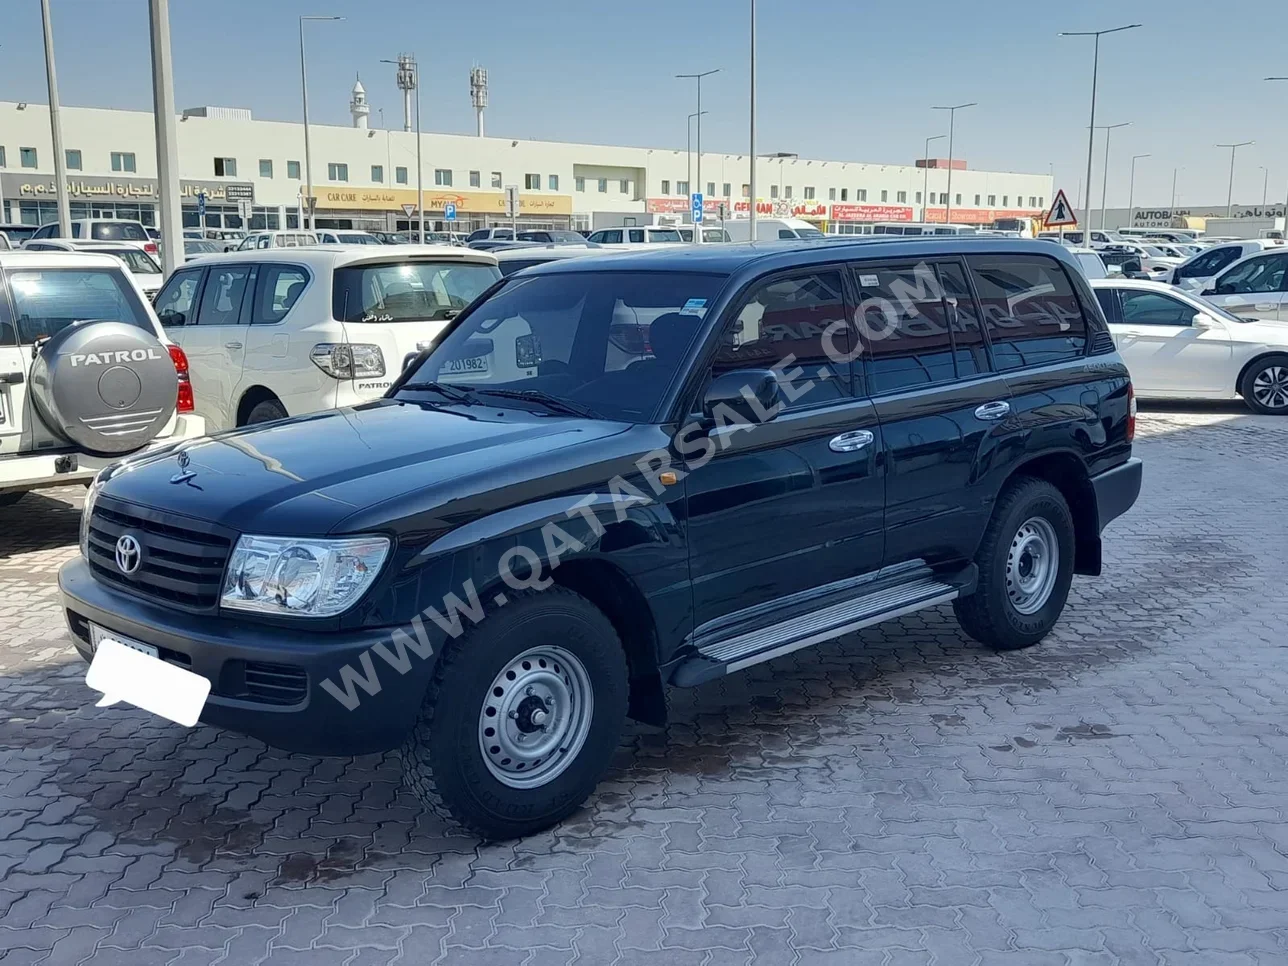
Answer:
[115,534,142,575]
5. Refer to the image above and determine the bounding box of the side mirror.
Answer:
[1199,287,1216,297]
[702,369,781,425]
[158,311,185,327]
[1192,313,1218,330]
[1121,258,1142,275]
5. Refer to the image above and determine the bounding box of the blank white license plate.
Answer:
[90,622,158,659]
[86,635,211,728]
[443,355,490,375]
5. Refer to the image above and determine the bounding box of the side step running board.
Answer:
[670,564,975,688]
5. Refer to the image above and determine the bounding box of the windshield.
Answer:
[6,267,152,343]
[332,260,500,323]
[338,233,381,244]
[403,270,727,421]
[184,240,219,255]
[90,222,149,241]
[794,228,825,239]
[109,249,161,274]
[647,229,683,242]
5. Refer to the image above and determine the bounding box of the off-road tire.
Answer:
[397,585,628,840]
[954,476,1075,651]
[1239,354,1288,415]
[245,398,288,425]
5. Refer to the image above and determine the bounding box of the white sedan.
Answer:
[1091,277,1288,414]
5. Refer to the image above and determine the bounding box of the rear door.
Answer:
[240,262,331,418]
[852,257,1013,567]
[0,271,28,457]
[1205,252,1288,320]
[179,263,253,430]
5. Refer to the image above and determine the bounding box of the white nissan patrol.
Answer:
[0,251,205,508]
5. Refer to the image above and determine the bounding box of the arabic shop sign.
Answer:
[0,174,256,204]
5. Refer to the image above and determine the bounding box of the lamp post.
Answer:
[686,111,708,201]
[148,0,183,274]
[1267,79,1288,221]
[1094,121,1129,229]
[1170,167,1180,210]
[299,15,343,230]
[748,0,757,238]
[932,102,975,225]
[677,68,719,243]
[1260,166,1270,210]
[1216,141,1254,217]
[1061,24,1141,233]
[922,133,945,220]
[1127,153,1149,229]
[39,0,71,236]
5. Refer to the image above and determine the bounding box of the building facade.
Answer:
[0,100,1053,234]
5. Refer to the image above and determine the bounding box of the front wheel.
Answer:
[1240,355,1288,415]
[954,477,1075,651]
[398,586,628,840]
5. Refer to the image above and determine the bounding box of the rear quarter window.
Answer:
[5,267,153,343]
[967,254,1088,370]
[91,223,148,241]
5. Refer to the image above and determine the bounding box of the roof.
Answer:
[0,250,126,270]
[520,237,1092,278]
[176,244,498,267]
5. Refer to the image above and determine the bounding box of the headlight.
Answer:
[221,535,390,618]
[310,343,386,379]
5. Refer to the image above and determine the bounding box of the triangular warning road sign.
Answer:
[1044,189,1077,228]
[402,203,417,217]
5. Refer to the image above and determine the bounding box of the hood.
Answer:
[100,400,631,535]
[1223,315,1288,339]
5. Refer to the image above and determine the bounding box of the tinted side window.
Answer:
[1119,291,1198,326]
[497,259,543,277]
[601,230,622,244]
[6,268,151,343]
[968,255,1087,371]
[937,262,989,378]
[155,269,203,326]
[855,264,958,393]
[197,266,251,325]
[1213,254,1288,294]
[253,265,309,324]
[778,229,796,239]
[1094,289,1120,323]
[714,271,850,409]
[628,230,645,243]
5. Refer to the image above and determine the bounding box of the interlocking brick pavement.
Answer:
[3,403,1288,964]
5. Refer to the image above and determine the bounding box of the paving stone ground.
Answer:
[2,402,1288,965]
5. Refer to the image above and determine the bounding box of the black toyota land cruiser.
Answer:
[60,238,1142,838]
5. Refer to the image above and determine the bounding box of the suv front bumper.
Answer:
[58,557,437,756]
[0,413,207,494]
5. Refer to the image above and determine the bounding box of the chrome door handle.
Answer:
[829,429,874,453]
[1255,303,1276,312]
[974,401,1011,421]
[224,341,243,349]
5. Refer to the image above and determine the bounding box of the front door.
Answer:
[1109,287,1232,394]
[182,263,253,431]
[852,257,1015,567]
[682,267,886,631]
[1207,252,1288,320]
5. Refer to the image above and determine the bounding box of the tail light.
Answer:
[144,242,159,255]
[168,344,195,413]
[1126,382,1136,443]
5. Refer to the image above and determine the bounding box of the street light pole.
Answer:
[932,103,975,225]
[686,111,707,199]
[1216,141,1254,217]
[1170,167,1179,210]
[1260,166,1270,210]
[39,0,71,236]
[1127,153,1149,229]
[1061,24,1141,235]
[677,68,719,244]
[922,133,945,220]
[1095,121,1129,229]
[748,0,757,239]
[299,15,343,230]
[1266,79,1288,224]
[148,0,183,274]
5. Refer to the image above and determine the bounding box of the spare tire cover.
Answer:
[29,320,177,456]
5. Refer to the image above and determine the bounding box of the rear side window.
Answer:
[629,230,645,243]
[967,254,1088,371]
[332,261,501,323]
[253,265,310,323]
[5,268,152,343]
[598,230,622,244]
[91,222,148,241]
[1094,289,1120,323]
[1211,253,1288,294]
[716,270,851,409]
[497,259,544,277]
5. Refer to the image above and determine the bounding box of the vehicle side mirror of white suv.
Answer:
[1192,313,1219,330]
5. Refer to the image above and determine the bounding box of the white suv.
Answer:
[0,251,204,507]
[29,219,160,258]
[150,246,500,430]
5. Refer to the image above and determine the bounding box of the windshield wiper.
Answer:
[470,388,602,419]
[401,381,477,404]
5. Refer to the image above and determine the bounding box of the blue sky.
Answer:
[3,0,1285,209]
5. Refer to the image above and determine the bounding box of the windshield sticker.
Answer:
[859,274,880,287]
[680,298,708,317]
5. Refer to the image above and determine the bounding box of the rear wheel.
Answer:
[245,398,288,425]
[1240,355,1288,414]
[955,477,1075,651]
[398,586,628,840]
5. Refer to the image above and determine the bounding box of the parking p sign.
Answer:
[444,202,457,222]
[691,192,704,224]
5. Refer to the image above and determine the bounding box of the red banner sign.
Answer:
[829,204,914,222]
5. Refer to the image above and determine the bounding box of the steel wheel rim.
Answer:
[1252,366,1288,410]
[478,645,594,789]
[1006,516,1059,616]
